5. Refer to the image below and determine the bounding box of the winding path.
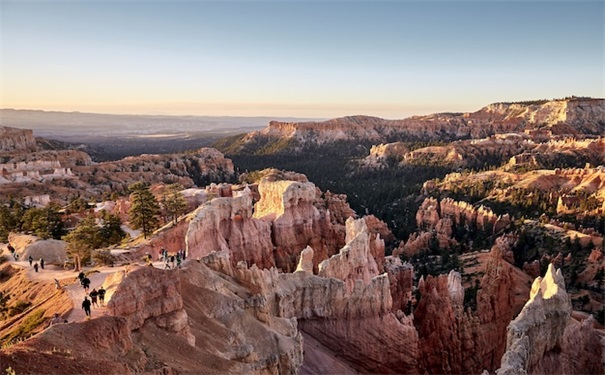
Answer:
[5,252,176,323]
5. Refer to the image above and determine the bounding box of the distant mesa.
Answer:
[220,97,605,155]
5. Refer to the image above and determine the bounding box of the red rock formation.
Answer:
[496,264,601,375]
[384,255,414,312]
[397,197,511,257]
[0,146,234,204]
[415,238,516,374]
[185,188,276,269]
[0,126,38,153]
[523,260,541,278]
[588,249,603,263]
[200,217,419,374]
[106,264,195,346]
[237,99,605,150]
[132,218,189,260]
[254,180,344,272]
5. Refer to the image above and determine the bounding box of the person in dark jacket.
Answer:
[89,288,99,308]
[82,296,92,318]
[82,277,91,292]
[98,286,106,306]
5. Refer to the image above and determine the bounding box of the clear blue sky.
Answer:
[1,1,603,118]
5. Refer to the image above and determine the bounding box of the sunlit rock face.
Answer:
[237,99,605,150]
[185,188,276,269]
[106,265,195,346]
[253,179,346,273]
[496,264,602,375]
[0,126,38,153]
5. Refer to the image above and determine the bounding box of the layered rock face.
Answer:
[199,217,419,374]
[397,197,510,256]
[0,145,234,204]
[415,240,516,374]
[254,179,344,272]
[236,98,605,150]
[186,179,348,273]
[0,126,38,153]
[106,264,195,346]
[185,187,276,268]
[496,264,602,375]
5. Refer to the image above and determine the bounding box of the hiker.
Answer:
[170,255,175,268]
[54,278,61,289]
[89,288,99,308]
[78,271,85,284]
[33,262,39,272]
[98,286,106,306]
[28,255,33,266]
[176,252,181,268]
[40,257,45,270]
[164,257,171,269]
[82,296,91,318]
[7,243,15,254]
[48,313,62,327]
[82,277,91,292]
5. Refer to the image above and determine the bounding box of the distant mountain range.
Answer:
[0,108,321,143]
[215,97,605,155]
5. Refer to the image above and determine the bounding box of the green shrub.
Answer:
[2,309,46,345]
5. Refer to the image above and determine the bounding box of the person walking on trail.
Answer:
[170,255,176,268]
[33,262,39,272]
[176,252,182,269]
[89,288,99,308]
[48,313,62,327]
[28,255,33,266]
[98,286,106,306]
[54,278,61,289]
[40,257,45,270]
[164,257,171,269]
[82,277,91,292]
[78,271,85,284]
[82,296,92,319]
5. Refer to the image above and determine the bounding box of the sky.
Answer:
[1,0,603,119]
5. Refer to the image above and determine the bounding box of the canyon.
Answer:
[1,97,604,374]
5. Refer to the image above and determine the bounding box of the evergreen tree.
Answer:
[20,203,65,239]
[63,215,100,271]
[99,211,126,245]
[128,182,160,238]
[161,183,187,225]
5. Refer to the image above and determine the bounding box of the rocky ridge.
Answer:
[396,196,511,256]
[232,98,605,152]
[0,146,234,204]
[0,126,38,153]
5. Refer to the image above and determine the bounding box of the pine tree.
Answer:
[161,183,187,225]
[128,182,160,239]
[63,216,100,271]
[99,211,126,245]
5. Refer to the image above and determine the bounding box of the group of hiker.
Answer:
[27,255,45,272]
[78,271,106,318]
[5,243,46,272]
[158,247,186,269]
[5,242,188,323]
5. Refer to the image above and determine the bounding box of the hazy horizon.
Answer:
[2,1,603,118]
